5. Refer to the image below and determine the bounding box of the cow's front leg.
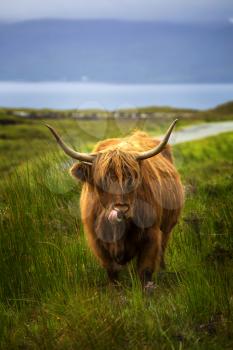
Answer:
[86,234,121,285]
[137,227,162,290]
[107,268,119,284]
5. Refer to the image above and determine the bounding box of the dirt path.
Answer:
[167,121,233,144]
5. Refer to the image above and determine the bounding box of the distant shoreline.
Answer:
[0,82,233,111]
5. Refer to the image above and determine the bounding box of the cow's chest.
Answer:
[102,227,143,265]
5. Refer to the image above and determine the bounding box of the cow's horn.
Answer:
[136,119,178,161]
[46,124,95,162]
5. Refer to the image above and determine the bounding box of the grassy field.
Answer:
[0,107,233,349]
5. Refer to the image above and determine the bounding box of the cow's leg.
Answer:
[137,227,162,288]
[86,231,121,284]
[107,267,119,285]
[95,248,121,285]
[107,269,118,282]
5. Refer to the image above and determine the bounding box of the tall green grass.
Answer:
[0,131,232,349]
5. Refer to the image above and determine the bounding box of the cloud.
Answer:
[0,0,233,22]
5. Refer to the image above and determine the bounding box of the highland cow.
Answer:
[47,120,184,288]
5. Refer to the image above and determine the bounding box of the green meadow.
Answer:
[0,105,233,349]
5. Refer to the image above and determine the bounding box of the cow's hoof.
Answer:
[144,281,157,295]
[108,280,122,290]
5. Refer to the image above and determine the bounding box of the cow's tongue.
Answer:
[108,209,121,223]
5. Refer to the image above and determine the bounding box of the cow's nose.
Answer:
[114,203,129,214]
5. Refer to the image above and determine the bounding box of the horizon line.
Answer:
[0,17,231,25]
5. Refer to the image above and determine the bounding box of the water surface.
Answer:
[0,82,232,110]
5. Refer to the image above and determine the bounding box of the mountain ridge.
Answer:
[0,19,232,83]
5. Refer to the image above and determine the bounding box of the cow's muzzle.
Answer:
[108,204,129,223]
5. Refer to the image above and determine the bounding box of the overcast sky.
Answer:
[0,0,233,22]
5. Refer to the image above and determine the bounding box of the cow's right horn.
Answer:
[46,124,95,162]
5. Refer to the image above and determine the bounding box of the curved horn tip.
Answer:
[45,123,54,133]
[44,123,52,129]
[163,118,179,137]
[136,119,178,161]
[169,118,179,128]
[45,123,55,132]
[45,123,95,162]
[45,123,62,143]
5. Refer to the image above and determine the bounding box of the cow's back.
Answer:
[93,131,173,162]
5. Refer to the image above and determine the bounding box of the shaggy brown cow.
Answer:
[47,120,184,287]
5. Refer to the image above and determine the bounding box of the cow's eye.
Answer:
[125,178,134,192]
[97,180,107,192]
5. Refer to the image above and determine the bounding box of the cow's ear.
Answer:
[70,162,93,183]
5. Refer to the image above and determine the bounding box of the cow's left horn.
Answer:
[46,124,95,162]
[136,119,178,161]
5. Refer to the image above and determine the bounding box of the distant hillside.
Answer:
[197,101,233,120]
[1,100,233,123]
[209,101,233,115]
[0,19,233,83]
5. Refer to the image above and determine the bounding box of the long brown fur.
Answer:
[70,131,184,285]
